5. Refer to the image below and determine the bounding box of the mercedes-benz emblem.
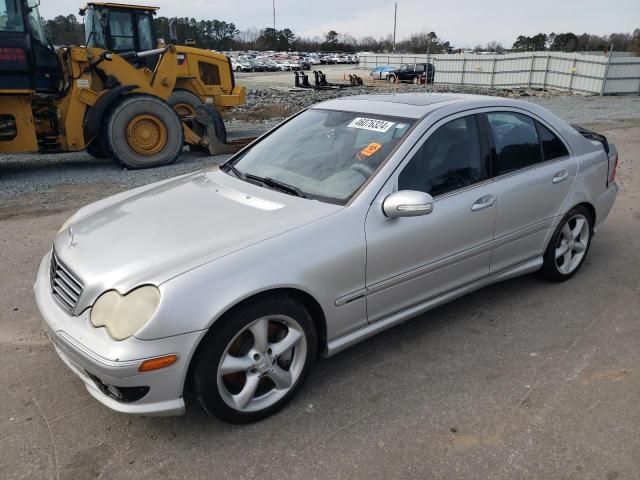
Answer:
[67,226,77,248]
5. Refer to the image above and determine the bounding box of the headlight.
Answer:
[90,286,161,340]
[57,213,76,235]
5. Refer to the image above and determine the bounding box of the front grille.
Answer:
[50,250,84,313]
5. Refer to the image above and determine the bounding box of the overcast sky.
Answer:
[40,0,639,48]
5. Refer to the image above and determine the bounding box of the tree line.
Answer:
[511,31,640,53]
[42,14,639,55]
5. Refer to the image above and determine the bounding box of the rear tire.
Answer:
[168,90,202,119]
[105,95,183,169]
[388,74,396,83]
[540,206,593,282]
[190,295,317,424]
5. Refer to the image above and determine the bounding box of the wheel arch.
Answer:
[543,201,597,255]
[575,201,596,226]
[209,287,328,356]
[84,85,137,139]
[183,286,328,399]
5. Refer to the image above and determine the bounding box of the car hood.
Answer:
[53,169,340,304]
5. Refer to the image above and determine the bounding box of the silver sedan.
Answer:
[35,93,619,423]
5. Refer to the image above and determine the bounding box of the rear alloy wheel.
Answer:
[541,206,593,281]
[412,75,421,84]
[388,74,396,83]
[105,95,183,169]
[191,296,317,423]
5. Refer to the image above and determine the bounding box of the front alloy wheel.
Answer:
[191,296,317,423]
[217,315,307,412]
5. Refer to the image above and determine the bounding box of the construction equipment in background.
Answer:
[0,0,250,168]
[293,70,364,90]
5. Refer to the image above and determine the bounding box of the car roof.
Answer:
[312,93,534,120]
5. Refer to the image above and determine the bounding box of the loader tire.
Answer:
[105,95,183,169]
[196,104,227,144]
[86,136,108,159]
[168,90,202,119]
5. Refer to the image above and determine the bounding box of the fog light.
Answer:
[138,354,178,373]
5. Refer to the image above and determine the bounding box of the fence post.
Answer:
[568,56,577,93]
[527,53,535,88]
[461,55,466,85]
[600,43,614,96]
[542,53,550,91]
[489,56,496,87]
[425,51,430,88]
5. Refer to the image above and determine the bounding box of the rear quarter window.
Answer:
[537,122,569,160]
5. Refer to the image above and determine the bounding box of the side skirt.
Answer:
[325,256,543,357]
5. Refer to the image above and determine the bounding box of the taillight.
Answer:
[609,153,619,184]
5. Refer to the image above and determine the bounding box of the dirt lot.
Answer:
[1,93,639,479]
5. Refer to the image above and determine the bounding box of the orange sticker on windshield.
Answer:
[360,142,382,157]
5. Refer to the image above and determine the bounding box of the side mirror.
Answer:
[382,190,434,218]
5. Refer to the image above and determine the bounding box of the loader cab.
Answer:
[80,3,158,68]
[0,0,62,93]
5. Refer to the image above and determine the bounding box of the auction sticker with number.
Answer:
[347,117,395,133]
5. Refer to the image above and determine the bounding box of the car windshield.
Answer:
[224,109,414,204]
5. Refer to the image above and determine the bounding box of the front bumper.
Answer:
[34,251,206,416]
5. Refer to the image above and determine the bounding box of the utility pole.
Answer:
[272,0,276,48]
[392,3,397,52]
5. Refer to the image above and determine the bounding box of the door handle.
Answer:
[552,170,569,184]
[471,195,496,212]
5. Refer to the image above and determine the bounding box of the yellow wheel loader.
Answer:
[0,0,248,168]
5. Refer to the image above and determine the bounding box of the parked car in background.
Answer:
[231,57,252,72]
[266,59,289,71]
[37,94,618,424]
[247,60,264,72]
[388,63,435,84]
[370,65,395,80]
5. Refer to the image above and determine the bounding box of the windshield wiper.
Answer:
[221,164,307,198]
[220,163,244,179]
[220,163,307,198]
[260,177,307,198]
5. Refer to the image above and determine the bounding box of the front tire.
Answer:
[86,135,108,159]
[540,206,593,281]
[105,95,184,169]
[191,295,317,424]
[388,74,396,83]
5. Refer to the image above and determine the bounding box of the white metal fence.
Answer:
[357,52,640,95]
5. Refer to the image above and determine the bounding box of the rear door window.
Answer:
[486,112,542,175]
